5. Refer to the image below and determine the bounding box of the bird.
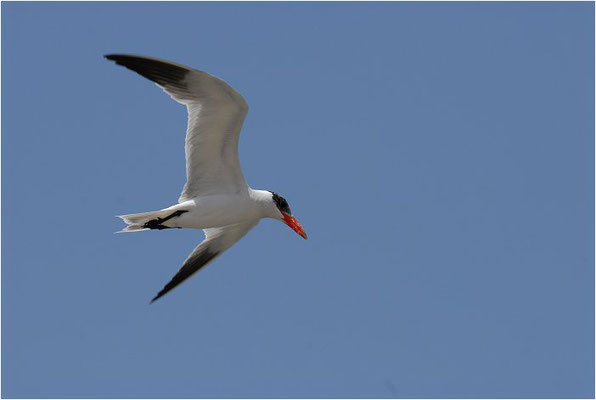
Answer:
[105,54,307,303]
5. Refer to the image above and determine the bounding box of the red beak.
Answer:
[281,212,308,240]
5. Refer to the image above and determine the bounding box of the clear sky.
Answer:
[2,2,593,398]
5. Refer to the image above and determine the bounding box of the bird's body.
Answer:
[121,189,276,231]
[106,54,306,302]
[172,190,270,230]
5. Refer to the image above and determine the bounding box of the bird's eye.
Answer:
[271,191,292,215]
[281,200,291,215]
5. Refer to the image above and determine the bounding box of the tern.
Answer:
[106,54,307,302]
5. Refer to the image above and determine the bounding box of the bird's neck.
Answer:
[248,188,279,219]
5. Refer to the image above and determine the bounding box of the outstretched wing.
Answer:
[150,220,259,302]
[105,54,249,201]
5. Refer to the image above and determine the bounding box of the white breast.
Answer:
[168,194,261,229]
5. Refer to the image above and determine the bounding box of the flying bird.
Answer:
[105,54,307,302]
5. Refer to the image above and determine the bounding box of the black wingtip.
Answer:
[103,54,189,88]
[104,54,122,62]
[104,54,134,66]
[104,54,129,67]
[150,293,163,304]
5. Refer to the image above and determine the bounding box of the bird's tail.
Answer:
[115,209,170,233]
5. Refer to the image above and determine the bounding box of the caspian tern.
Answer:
[105,54,307,302]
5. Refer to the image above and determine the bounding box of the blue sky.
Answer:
[2,2,593,398]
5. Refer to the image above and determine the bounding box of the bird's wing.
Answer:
[150,220,259,302]
[105,54,249,201]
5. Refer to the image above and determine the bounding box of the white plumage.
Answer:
[106,54,307,302]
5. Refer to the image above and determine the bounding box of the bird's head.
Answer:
[268,191,307,240]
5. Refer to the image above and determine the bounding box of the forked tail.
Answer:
[116,209,188,233]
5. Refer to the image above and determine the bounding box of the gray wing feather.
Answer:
[105,54,249,201]
[150,220,258,302]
